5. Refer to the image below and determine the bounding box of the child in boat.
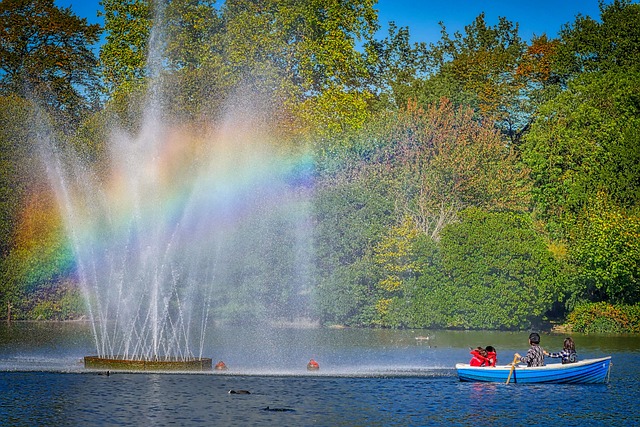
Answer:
[469,347,489,366]
[544,337,577,364]
[485,345,497,367]
[514,332,545,367]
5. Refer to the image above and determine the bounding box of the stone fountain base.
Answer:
[84,356,212,372]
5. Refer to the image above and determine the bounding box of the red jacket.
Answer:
[486,351,497,367]
[469,349,489,366]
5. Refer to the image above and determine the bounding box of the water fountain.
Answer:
[41,101,313,371]
[38,5,314,373]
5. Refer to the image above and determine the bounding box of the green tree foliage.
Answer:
[164,0,221,71]
[358,208,565,329]
[313,176,393,326]
[99,0,378,134]
[421,14,529,144]
[530,1,640,231]
[0,95,36,259]
[99,0,151,95]
[435,208,564,329]
[372,215,421,326]
[553,0,640,80]
[374,215,421,295]
[573,192,640,304]
[220,0,378,136]
[522,71,640,236]
[522,2,640,255]
[403,235,449,327]
[367,99,531,240]
[568,301,640,334]
[313,97,533,327]
[0,0,101,128]
[364,22,429,111]
[162,0,224,120]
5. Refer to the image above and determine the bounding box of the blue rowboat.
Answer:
[456,356,612,384]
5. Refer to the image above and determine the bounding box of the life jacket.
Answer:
[486,351,497,367]
[469,349,488,366]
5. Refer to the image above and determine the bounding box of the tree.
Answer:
[372,215,421,327]
[519,2,640,309]
[422,14,529,144]
[99,0,151,95]
[367,98,531,241]
[0,0,101,127]
[0,95,36,259]
[164,0,221,72]
[436,208,564,329]
[553,0,640,81]
[364,22,429,111]
[312,96,532,327]
[312,175,393,326]
[522,0,640,243]
[161,0,225,120]
[522,70,640,238]
[573,192,640,305]
[219,0,379,136]
[516,35,561,91]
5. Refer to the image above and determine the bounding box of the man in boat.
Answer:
[514,332,545,367]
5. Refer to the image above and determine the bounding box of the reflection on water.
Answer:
[1,323,639,426]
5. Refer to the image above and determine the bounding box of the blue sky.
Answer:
[54,0,605,45]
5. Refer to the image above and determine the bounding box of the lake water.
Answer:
[1,323,639,426]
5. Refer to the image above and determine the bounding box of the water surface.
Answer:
[1,323,638,426]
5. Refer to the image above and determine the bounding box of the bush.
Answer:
[26,281,86,320]
[31,300,58,320]
[568,302,640,333]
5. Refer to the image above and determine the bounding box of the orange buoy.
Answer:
[307,359,320,370]
[214,361,228,370]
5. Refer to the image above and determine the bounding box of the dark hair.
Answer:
[563,337,575,351]
[529,332,540,344]
[485,345,495,353]
[474,346,487,357]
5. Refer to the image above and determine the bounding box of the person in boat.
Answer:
[469,347,489,366]
[514,332,545,367]
[485,346,497,367]
[544,337,577,364]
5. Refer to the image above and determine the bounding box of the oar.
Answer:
[506,355,519,384]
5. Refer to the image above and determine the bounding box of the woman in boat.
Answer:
[544,337,577,364]
[514,332,545,367]
[485,346,497,367]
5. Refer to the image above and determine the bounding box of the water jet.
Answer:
[40,4,313,372]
